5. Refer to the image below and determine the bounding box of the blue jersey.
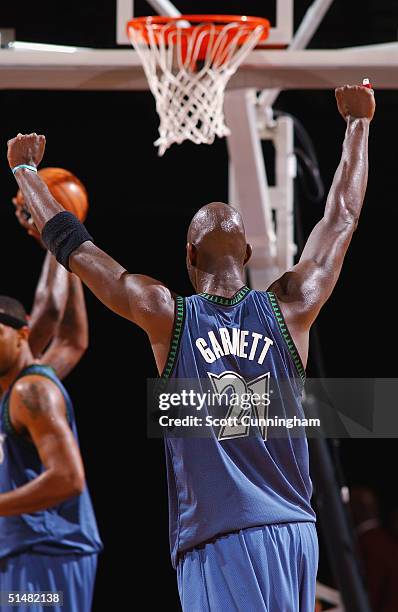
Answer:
[163,287,315,567]
[0,364,102,559]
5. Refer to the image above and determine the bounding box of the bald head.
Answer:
[188,202,247,259]
[186,202,251,290]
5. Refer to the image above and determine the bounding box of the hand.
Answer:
[12,195,43,245]
[7,133,46,169]
[335,85,375,122]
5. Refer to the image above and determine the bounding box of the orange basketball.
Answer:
[37,167,89,222]
[15,167,89,223]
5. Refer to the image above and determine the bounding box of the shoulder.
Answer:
[123,275,174,312]
[145,283,176,313]
[128,277,174,308]
[268,269,305,302]
[267,267,318,330]
[126,278,176,333]
[11,374,66,421]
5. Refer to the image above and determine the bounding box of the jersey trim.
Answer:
[3,399,14,436]
[198,285,251,306]
[266,292,306,383]
[161,296,185,379]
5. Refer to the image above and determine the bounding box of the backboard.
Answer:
[116,0,293,47]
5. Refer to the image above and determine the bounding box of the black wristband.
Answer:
[42,211,93,271]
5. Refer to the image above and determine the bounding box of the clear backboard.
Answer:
[116,0,293,47]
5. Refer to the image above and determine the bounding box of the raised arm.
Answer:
[29,252,69,357]
[269,85,375,364]
[6,136,175,373]
[0,375,85,515]
[41,273,89,380]
[12,198,69,357]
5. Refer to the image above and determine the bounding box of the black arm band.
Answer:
[42,211,93,271]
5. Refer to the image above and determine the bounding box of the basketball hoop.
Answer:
[127,15,270,155]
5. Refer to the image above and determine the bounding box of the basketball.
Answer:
[14,167,89,223]
[37,167,89,222]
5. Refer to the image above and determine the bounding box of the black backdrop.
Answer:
[1,1,398,608]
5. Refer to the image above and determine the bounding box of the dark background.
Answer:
[1,1,398,608]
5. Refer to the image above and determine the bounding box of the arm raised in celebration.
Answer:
[269,85,375,365]
[7,137,175,346]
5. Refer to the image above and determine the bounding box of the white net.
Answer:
[128,20,266,155]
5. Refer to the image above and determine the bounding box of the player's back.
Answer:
[162,286,315,567]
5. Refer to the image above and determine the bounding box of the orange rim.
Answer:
[127,14,271,45]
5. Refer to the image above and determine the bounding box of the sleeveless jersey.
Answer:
[163,287,315,567]
[0,364,102,559]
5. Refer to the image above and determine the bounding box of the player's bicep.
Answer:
[69,242,174,331]
[298,215,356,271]
[269,216,356,328]
[11,377,84,476]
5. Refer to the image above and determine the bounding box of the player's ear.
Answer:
[17,326,29,345]
[187,242,197,266]
[244,243,252,266]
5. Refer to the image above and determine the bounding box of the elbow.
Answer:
[342,211,359,231]
[69,477,85,497]
[78,335,89,354]
[46,302,63,323]
[341,199,360,227]
[338,191,364,228]
[71,326,89,356]
[33,301,63,330]
[63,471,86,497]
[71,339,89,359]
[53,469,86,500]
[67,337,89,361]
[328,203,360,232]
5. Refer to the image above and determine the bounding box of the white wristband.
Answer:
[12,164,37,175]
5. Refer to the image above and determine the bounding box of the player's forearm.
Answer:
[62,274,89,352]
[13,169,64,231]
[324,117,369,224]
[29,253,69,356]
[0,468,84,516]
[69,242,133,320]
[42,275,89,379]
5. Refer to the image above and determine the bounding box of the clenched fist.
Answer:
[7,133,46,169]
[335,85,375,122]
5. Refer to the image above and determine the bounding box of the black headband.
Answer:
[0,312,27,330]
